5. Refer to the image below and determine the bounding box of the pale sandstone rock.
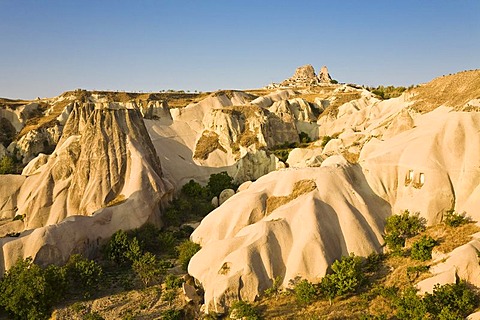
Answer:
[211,196,219,208]
[219,189,235,205]
[416,268,457,295]
[318,65,332,83]
[0,175,25,220]
[189,165,390,313]
[237,181,252,193]
[0,102,173,273]
[360,107,480,223]
[8,125,62,164]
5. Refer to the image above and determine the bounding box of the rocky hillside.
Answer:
[0,67,479,319]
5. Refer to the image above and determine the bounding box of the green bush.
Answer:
[319,254,365,303]
[161,308,183,320]
[229,300,261,320]
[176,240,201,271]
[395,287,427,320]
[396,282,478,319]
[294,279,317,305]
[83,312,105,320]
[367,85,407,100]
[157,231,177,255]
[320,135,333,148]
[0,257,66,320]
[104,230,142,265]
[411,236,437,261]
[207,171,236,198]
[424,281,477,318]
[384,211,426,253]
[164,274,184,290]
[64,254,103,298]
[0,155,16,174]
[182,179,208,199]
[130,223,161,253]
[264,276,282,298]
[132,252,162,286]
[443,210,469,227]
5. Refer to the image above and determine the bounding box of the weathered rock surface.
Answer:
[278,64,333,88]
[0,101,173,273]
[190,162,390,313]
[188,71,480,312]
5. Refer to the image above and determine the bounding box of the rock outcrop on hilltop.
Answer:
[277,64,333,88]
[0,101,173,273]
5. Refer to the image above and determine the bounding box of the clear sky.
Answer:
[0,0,478,99]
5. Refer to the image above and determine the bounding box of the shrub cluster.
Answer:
[396,282,477,319]
[443,210,469,227]
[0,155,16,174]
[0,255,103,320]
[366,85,409,100]
[319,254,365,303]
[163,172,236,227]
[383,210,426,254]
[229,300,261,320]
[410,235,437,261]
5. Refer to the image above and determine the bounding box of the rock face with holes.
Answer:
[359,107,480,224]
[0,101,173,273]
[189,158,391,313]
[280,64,333,87]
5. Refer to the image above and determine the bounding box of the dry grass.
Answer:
[266,179,317,214]
[193,131,226,160]
[105,194,126,207]
[409,69,480,112]
[320,92,362,118]
[342,150,360,164]
[239,130,259,148]
[407,222,480,254]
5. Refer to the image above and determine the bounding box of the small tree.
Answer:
[384,210,426,253]
[0,258,65,320]
[424,281,478,318]
[0,155,15,174]
[132,252,162,286]
[411,236,437,261]
[395,287,427,320]
[104,230,142,265]
[229,300,261,320]
[176,240,201,271]
[64,254,103,298]
[319,254,365,304]
[443,210,469,227]
[294,279,317,305]
[206,171,235,198]
[181,179,208,199]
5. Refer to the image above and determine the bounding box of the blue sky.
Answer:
[0,0,478,99]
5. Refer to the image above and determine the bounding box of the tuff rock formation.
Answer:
[188,70,480,312]
[278,64,333,87]
[0,101,173,273]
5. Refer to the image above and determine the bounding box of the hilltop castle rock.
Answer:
[277,64,333,88]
